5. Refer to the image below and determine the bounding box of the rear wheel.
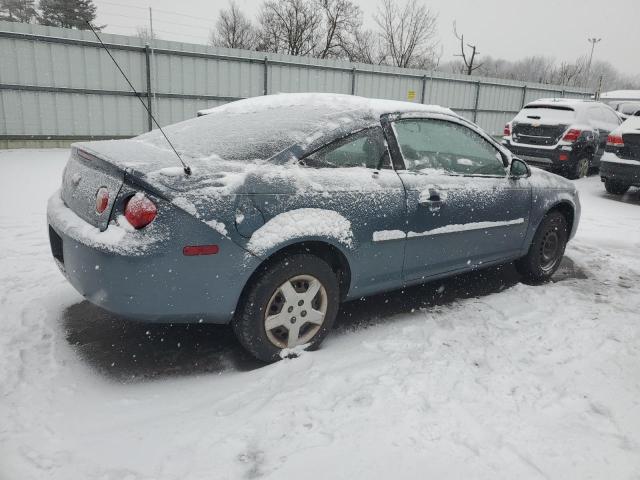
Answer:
[233,254,339,363]
[604,178,630,195]
[568,156,590,179]
[516,211,568,283]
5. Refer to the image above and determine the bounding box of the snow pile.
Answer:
[247,208,353,255]
[372,230,406,242]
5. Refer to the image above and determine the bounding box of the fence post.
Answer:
[144,44,153,131]
[263,57,269,95]
[561,89,566,98]
[521,84,527,108]
[351,67,356,95]
[421,74,427,104]
[473,80,481,122]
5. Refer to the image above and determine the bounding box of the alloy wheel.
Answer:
[264,274,328,349]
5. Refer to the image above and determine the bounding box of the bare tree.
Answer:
[453,21,482,75]
[135,26,156,44]
[550,57,587,87]
[315,0,361,59]
[257,0,321,55]
[211,0,257,49]
[374,0,439,68]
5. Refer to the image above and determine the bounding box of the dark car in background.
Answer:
[600,115,640,194]
[502,99,621,179]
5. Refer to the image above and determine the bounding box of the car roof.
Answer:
[197,92,455,119]
[136,93,459,163]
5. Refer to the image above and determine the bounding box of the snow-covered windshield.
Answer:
[515,106,576,124]
[619,102,640,115]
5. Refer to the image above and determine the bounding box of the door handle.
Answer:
[419,193,443,211]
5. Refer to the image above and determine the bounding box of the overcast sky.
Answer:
[93,0,640,76]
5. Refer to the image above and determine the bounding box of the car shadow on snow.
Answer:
[599,187,640,205]
[62,256,585,383]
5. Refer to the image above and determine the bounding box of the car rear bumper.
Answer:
[600,154,640,186]
[502,141,584,171]
[47,191,249,324]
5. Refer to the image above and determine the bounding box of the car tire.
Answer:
[232,253,340,363]
[568,157,590,180]
[604,178,630,195]
[515,211,568,283]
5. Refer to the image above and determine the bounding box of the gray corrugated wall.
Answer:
[0,20,592,145]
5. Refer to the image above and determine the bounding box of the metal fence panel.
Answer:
[0,20,593,144]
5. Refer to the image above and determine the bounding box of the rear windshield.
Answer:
[516,106,576,124]
[136,102,367,162]
[619,103,640,115]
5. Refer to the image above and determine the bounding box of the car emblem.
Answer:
[532,122,541,127]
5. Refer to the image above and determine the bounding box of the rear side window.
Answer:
[301,127,390,169]
[393,118,506,176]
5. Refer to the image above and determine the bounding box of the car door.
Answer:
[254,126,408,297]
[386,115,532,282]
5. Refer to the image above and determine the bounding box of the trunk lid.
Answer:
[512,123,568,146]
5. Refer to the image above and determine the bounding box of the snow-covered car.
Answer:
[47,93,580,362]
[502,99,621,179]
[612,101,640,121]
[600,115,640,194]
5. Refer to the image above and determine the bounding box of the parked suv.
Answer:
[600,115,640,194]
[502,99,621,179]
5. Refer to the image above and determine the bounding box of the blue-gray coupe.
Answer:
[48,93,580,362]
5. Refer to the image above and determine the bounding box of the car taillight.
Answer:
[124,193,157,229]
[503,123,511,136]
[607,134,624,147]
[95,187,109,214]
[562,129,582,142]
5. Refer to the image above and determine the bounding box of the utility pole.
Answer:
[149,7,158,117]
[586,37,602,88]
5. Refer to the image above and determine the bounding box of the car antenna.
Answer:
[85,21,192,176]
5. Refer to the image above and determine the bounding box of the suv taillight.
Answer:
[562,129,582,142]
[124,193,157,229]
[503,123,511,136]
[607,134,624,147]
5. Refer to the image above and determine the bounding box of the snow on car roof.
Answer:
[135,93,455,163]
[600,90,640,100]
[524,98,596,110]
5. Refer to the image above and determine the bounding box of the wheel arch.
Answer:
[546,200,575,234]
[234,240,353,321]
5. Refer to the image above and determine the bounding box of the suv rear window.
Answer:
[516,106,576,124]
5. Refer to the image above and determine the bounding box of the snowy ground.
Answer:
[1,149,640,480]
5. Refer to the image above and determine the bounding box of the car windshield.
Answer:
[516,106,576,123]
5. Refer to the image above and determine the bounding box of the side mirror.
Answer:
[510,157,530,178]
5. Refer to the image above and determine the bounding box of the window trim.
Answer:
[388,114,509,178]
[298,125,393,171]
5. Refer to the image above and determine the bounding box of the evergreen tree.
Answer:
[38,0,99,30]
[0,0,37,23]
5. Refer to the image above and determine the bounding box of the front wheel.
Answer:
[604,178,630,195]
[516,211,568,283]
[233,254,339,363]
